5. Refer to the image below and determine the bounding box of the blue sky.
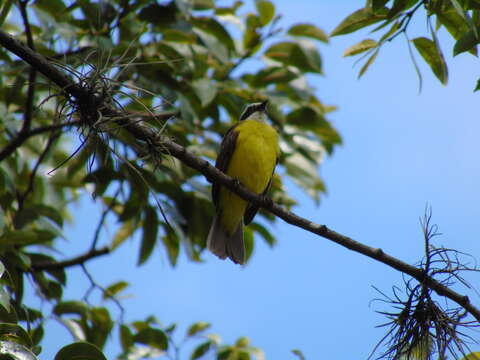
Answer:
[24,1,480,359]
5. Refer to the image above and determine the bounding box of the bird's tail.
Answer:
[207,214,244,265]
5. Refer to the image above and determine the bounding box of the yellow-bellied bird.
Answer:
[207,100,279,264]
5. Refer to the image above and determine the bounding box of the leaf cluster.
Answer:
[333,0,480,89]
[0,0,340,358]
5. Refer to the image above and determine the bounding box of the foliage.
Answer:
[333,0,480,88]
[0,0,338,358]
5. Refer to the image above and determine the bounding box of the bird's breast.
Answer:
[227,120,279,193]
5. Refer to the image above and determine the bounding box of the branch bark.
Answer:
[30,246,110,271]
[1,28,479,323]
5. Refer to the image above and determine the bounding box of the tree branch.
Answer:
[1,28,479,323]
[0,120,82,162]
[18,0,36,133]
[30,246,110,271]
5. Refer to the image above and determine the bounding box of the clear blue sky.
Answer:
[26,1,480,359]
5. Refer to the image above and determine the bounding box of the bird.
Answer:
[207,100,279,264]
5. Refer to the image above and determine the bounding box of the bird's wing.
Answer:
[212,124,239,208]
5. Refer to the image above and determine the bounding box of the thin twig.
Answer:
[17,131,60,209]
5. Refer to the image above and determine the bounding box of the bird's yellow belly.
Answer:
[219,120,278,234]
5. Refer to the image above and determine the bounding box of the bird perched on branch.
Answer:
[207,100,279,264]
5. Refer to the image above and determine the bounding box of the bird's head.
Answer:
[239,100,268,123]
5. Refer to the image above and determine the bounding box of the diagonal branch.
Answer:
[30,246,110,271]
[0,120,82,162]
[1,28,479,323]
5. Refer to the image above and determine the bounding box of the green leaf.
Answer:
[358,48,379,78]
[249,222,276,247]
[138,3,176,26]
[331,7,388,36]
[255,0,275,26]
[292,349,306,360]
[0,289,11,313]
[103,281,129,300]
[243,227,254,263]
[54,342,106,360]
[193,0,214,10]
[187,322,211,337]
[453,26,480,55]
[243,13,262,51]
[56,319,85,342]
[412,37,448,84]
[343,39,378,57]
[54,301,89,317]
[0,208,5,233]
[0,323,32,347]
[112,220,137,250]
[288,23,328,42]
[138,206,158,266]
[264,42,322,73]
[134,328,168,350]
[32,205,63,227]
[119,325,133,352]
[194,27,229,63]
[0,230,51,247]
[249,67,298,87]
[372,0,389,11]
[387,0,409,19]
[474,78,480,91]
[163,29,196,43]
[34,0,68,21]
[12,208,39,229]
[192,17,236,52]
[460,353,480,360]
[453,0,480,38]
[192,79,218,107]
[89,308,113,349]
[437,8,470,40]
[191,341,212,360]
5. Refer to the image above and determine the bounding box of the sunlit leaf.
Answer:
[288,23,328,42]
[187,322,211,337]
[255,0,275,26]
[343,39,378,57]
[249,222,276,247]
[134,328,168,351]
[192,79,218,107]
[191,341,212,360]
[292,349,306,360]
[265,42,322,73]
[112,220,137,250]
[453,26,480,55]
[138,206,158,266]
[0,323,32,347]
[474,78,480,91]
[331,7,388,36]
[53,301,89,317]
[0,340,37,360]
[412,37,448,84]
[103,281,129,300]
[54,342,106,360]
[358,49,379,78]
[119,325,133,352]
[460,352,480,360]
